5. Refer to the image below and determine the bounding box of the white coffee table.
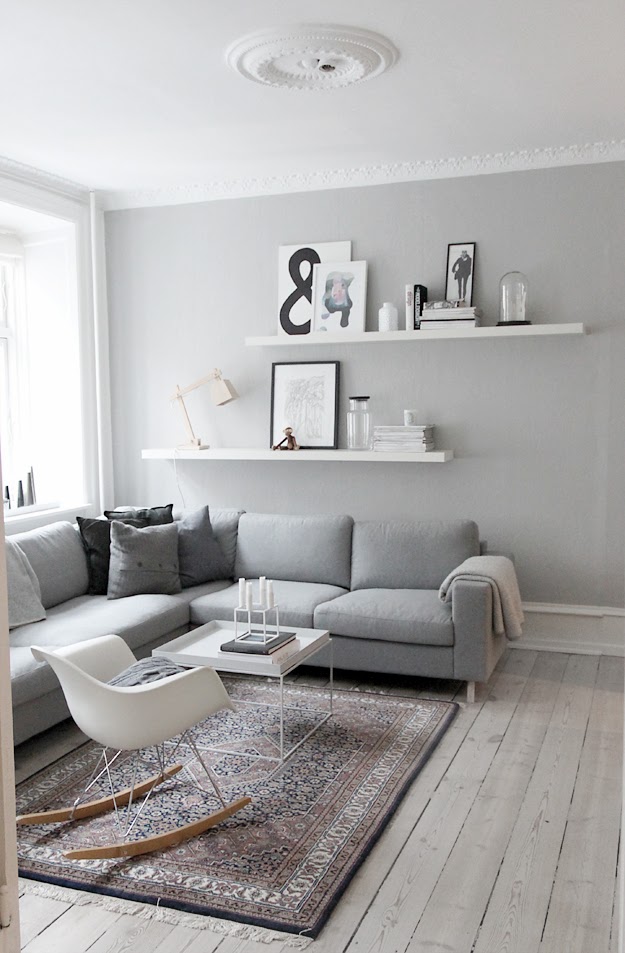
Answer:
[153,621,333,761]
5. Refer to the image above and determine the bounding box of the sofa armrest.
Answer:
[451,578,504,682]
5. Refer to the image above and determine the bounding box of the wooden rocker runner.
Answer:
[21,636,251,860]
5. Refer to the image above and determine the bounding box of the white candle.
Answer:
[267,580,275,608]
[246,581,253,611]
[259,576,266,607]
[238,577,246,607]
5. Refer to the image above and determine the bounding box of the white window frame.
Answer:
[0,168,113,534]
[0,244,31,505]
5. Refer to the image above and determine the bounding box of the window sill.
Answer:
[4,503,95,535]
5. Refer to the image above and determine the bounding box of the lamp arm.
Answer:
[173,387,199,445]
[170,370,222,401]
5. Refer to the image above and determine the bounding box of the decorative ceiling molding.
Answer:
[0,154,89,202]
[102,139,625,211]
[226,25,398,91]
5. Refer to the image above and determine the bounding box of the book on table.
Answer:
[219,629,297,655]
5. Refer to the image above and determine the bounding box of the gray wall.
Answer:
[105,162,625,608]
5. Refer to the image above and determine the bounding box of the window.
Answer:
[0,240,28,509]
[0,179,109,535]
[0,220,87,517]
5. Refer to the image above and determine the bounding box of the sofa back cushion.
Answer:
[12,521,90,608]
[351,519,480,591]
[234,513,353,589]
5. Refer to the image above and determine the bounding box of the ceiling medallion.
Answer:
[226,25,398,91]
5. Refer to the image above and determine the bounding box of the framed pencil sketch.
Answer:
[278,241,351,336]
[270,361,340,449]
[445,242,476,306]
[311,260,368,334]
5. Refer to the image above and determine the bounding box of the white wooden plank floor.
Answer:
[15,649,623,953]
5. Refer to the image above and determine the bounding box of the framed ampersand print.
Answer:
[278,241,351,335]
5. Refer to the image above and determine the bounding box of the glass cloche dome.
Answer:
[498,271,530,326]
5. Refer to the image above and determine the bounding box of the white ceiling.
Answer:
[1,0,624,209]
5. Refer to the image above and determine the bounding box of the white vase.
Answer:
[378,302,398,332]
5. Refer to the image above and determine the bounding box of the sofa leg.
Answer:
[466,681,476,704]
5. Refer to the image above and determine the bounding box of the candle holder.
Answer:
[233,601,280,642]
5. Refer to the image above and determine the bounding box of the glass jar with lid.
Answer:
[347,396,372,450]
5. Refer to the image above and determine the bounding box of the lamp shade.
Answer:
[210,377,238,405]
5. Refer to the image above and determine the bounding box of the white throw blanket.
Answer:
[439,555,524,641]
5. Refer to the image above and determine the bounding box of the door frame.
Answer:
[0,473,21,952]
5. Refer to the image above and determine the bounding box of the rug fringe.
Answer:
[19,878,313,947]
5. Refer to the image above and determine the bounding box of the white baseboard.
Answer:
[510,603,625,657]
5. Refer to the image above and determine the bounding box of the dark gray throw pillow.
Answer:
[104,504,174,525]
[77,516,148,595]
[107,521,181,599]
[107,656,188,686]
[177,506,229,588]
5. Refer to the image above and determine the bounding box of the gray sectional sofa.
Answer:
[8,509,506,745]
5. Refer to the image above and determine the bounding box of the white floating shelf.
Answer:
[245,323,586,346]
[142,448,454,463]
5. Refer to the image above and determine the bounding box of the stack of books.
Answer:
[419,306,481,330]
[220,630,296,655]
[373,425,434,452]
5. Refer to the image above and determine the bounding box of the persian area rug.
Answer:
[16,678,458,938]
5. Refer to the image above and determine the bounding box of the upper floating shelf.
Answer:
[245,324,586,346]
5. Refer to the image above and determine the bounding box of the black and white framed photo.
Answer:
[311,260,368,334]
[278,241,351,336]
[270,361,340,449]
[445,242,476,306]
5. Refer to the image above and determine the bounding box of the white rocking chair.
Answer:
[17,634,251,860]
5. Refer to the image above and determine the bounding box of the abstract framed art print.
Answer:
[311,261,367,334]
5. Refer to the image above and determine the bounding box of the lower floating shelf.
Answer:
[142,448,454,463]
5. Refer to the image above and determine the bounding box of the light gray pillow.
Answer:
[177,506,229,588]
[107,522,181,600]
[6,539,46,629]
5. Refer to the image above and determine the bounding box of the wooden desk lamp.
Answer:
[171,370,238,449]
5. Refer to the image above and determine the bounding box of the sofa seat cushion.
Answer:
[10,592,194,708]
[314,589,454,647]
[190,580,348,630]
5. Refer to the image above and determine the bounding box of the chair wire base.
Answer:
[74,729,228,842]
